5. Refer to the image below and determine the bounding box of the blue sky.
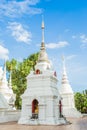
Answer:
[0,0,87,92]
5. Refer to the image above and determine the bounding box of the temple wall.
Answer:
[0,110,20,123]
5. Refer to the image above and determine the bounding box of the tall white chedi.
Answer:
[59,56,82,117]
[18,20,66,125]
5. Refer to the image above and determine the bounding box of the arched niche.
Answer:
[35,69,40,74]
[32,99,39,119]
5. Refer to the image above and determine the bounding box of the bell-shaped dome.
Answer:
[38,43,50,63]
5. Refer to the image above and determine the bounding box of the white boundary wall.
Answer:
[0,110,20,123]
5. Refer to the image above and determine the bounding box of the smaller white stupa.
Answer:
[59,56,82,118]
[0,62,16,109]
[0,62,20,123]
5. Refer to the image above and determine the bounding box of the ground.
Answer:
[0,116,87,130]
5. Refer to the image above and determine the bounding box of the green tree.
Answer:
[75,90,87,113]
[6,58,17,71]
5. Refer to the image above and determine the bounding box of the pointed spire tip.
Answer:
[41,15,44,29]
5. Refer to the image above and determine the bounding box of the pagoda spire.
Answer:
[62,56,69,84]
[59,55,73,94]
[40,15,45,50]
[35,16,51,71]
[37,16,50,64]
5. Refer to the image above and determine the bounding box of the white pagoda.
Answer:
[0,62,20,123]
[18,20,66,125]
[59,57,82,117]
[0,62,15,109]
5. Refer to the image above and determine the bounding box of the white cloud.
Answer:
[80,34,87,43]
[0,43,9,60]
[8,22,32,44]
[46,41,69,49]
[72,35,77,39]
[80,34,87,49]
[0,0,42,18]
[64,29,70,33]
[74,66,87,73]
[66,55,77,60]
[80,44,87,49]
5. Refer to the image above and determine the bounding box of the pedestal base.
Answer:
[62,108,82,118]
[18,116,67,125]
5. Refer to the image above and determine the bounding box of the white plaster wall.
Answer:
[0,110,20,123]
[61,94,75,108]
[60,93,82,117]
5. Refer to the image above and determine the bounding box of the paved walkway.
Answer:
[0,117,87,130]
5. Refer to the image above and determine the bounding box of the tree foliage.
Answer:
[75,90,87,113]
[6,53,38,109]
